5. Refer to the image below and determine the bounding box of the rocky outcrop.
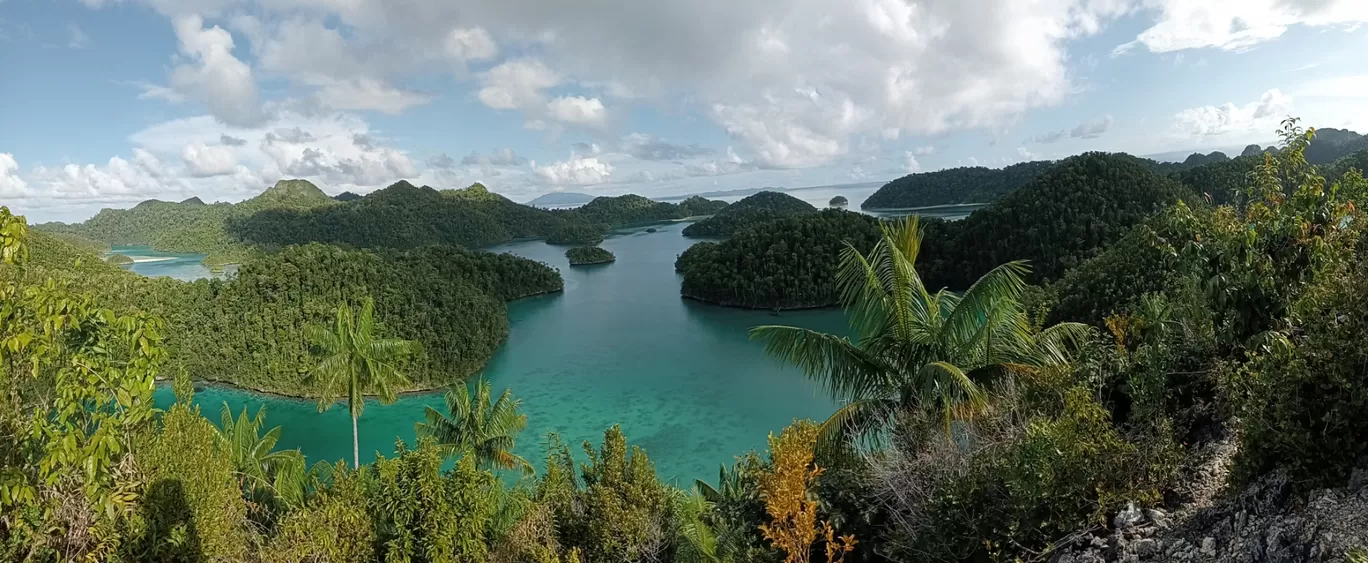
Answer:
[1053,452,1368,563]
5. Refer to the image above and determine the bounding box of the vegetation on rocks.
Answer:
[567,245,616,265]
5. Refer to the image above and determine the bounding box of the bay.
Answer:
[151,223,845,483]
[108,245,237,281]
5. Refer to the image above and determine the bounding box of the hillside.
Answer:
[34,179,334,265]
[555,194,726,227]
[862,160,1052,209]
[676,209,882,309]
[681,191,818,237]
[915,152,1194,289]
[333,191,363,201]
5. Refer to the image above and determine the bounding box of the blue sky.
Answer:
[2,0,1367,222]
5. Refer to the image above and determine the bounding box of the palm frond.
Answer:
[750,325,895,404]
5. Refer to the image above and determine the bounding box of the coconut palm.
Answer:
[416,379,533,474]
[306,297,418,468]
[214,403,308,509]
[751,217,1091,444]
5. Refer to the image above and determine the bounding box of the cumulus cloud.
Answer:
[912,145,936,156]
[477,58,560,110]
[445,27,498,62]
[684,147,755,177]
[158,14,264,126]
[427,153,458,169]
[181,141,238,177]
[904,151,922,173]
[0,154,29,197]
[622,134,714,161]
[1173,88,1292,137]
[220,134,248,146]
[265,127,316,143]
[315,78,432,114]
[1118,0,1368,54]
[533,157,613,185]
[546,96,607,126]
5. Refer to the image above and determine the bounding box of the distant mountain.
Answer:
[526,192,595,207]
[334,191,363,202]
[33,179,335,265]
[657,186,786,201]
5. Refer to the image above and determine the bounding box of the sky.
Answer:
[2,0,1367,222]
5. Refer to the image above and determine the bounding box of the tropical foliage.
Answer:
[752,217,1092,442]
[416,379,533,474]
[306,298,419,468]
[677,210,883,309]
[682,191,818,237]
[566,245,616,265]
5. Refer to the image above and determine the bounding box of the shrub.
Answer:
[266,463,375,563]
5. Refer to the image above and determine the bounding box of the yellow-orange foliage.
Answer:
[759,421,822,563]
[758,420,857,563]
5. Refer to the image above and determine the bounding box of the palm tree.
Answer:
[751,217,1091,444]
[306,297,418,468]
[416,379,533,474]
[214,403,308,509]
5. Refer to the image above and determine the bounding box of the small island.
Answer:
[105,253,134,266]
[566,245,616,266]
[829,195,849,208]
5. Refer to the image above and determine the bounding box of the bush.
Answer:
[1223,259,1368,487]
[266,463,375,563]
[129,404,252,561]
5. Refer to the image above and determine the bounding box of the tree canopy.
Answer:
[861,161,1053,209]
[682,191,818,237]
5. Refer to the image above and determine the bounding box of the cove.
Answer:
[152,223,846,483]
[109,245,237,281]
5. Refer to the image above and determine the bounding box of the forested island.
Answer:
[681,191,817,237]
[7,119,1368,562]
[566,245,616,265]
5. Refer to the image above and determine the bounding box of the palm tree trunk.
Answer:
[352,412,359,469]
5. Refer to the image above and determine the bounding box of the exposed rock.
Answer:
[1052,424,1368,563]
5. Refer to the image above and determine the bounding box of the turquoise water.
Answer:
[109,245,237,281]
[150,224,844,483]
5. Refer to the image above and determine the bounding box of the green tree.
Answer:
[751,217,1092,443]
[214,403,310,512]
[416,379,534,474]
[306,297,418,468]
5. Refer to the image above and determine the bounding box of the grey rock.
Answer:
[1201,537,1216,556]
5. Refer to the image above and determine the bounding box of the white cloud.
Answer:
[221,134,248,146]
[0,154,28,197]
[533,157,613,185]
[445,27,498,62]
[477,58,560,110]
[904,151,922,173]
[1173,88,1293,137]
[1071,115,1114,139]
[315,78,432,113]
[1120,0,1368,54]
[912,145,936,156]
[181,141,239,177]
[546,96,607,126]
[159,14,264,126]
[1016,146,1035,161]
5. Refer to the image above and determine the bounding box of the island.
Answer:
[829,195,848,208]
[566,245,616,265]
[681,191,817,237]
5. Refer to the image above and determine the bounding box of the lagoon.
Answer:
[109,245,237,281]
[151,223,846,483]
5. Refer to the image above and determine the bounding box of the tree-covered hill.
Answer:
[34,179,336,265]
[862,160,1053,209]
[913,152,1195,289]
[567,245,616,265]
[333,191,363,201]
[8,230,563,397]
[676,209,882,309]
[554,194,726,228]
[681,191,817,237]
